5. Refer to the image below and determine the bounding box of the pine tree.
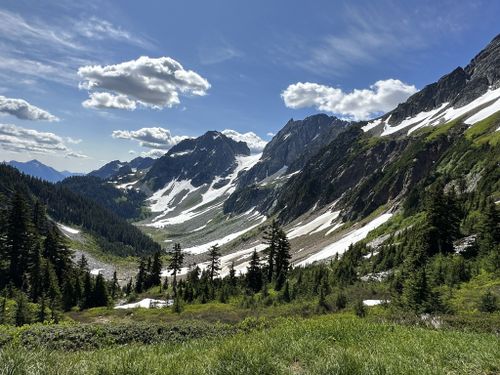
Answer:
[274,230,291,290]
[42,261,62,320]
[110,270,119,299]
[78,254,90,273]
[7,193,34,289]
[479,290,498,313]
[93,273,109,307]
[37,294,47,322]
[207,244,221,283]
[15,292,32,326]
[477,200,499,255]
[263,220,280,282]
[168,243,184,298]
[43,228,73,283]
[32,200,48,235]
[82,272,93,309]
[135,257,147,293]
[281,280,291,302]
[149,251,163,288]
[246,250,263,292]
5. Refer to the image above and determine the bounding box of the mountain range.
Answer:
[5,159,83,183]
[3,34,499,277]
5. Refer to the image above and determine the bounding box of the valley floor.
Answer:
[1,311,499,375]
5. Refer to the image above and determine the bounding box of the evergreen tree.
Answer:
[281,280,291,302]
[149,251,163,288]
[110,270,119,299]
[32,200,48,235]
[135,257,147,293]
[263,220,280,282]
[425,185,461,255]
[78,254,90,273]
[15,292,32,326]
[82,272,93,309]
[42,261,62,320]
[274,230,291,290]
[168,243,184,298]
[477,200,499,255]
[43,228,73,283]
[246,250,263,292]
[207,244,221,283]
[93,273,109,307]
[6,193,34,289]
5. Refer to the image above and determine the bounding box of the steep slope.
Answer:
[364,33,500,136]
[224,114,351,214]
[59,175,147,220]
[6,159,82,183]
[0,164,160,256]
[143,131,250,191]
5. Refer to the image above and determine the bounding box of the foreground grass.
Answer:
[1,315,498,375]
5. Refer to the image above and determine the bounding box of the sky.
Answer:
[0,0,498,172]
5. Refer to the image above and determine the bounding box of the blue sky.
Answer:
[0,0,498,172]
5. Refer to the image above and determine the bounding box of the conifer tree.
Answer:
[82,272,93,309]
[149,251,163,288]
[7,193,34,289]
[168,243,184,298]
[274,230,291,290]
[93,273,109,307]
[43,228,73,283]
[263,220,280,282]
[246,250,263,292]
[135,257,147,293]
[207,244,221,283]
[110,270,119,299]
[15,292,32,326]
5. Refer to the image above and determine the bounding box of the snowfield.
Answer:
[364,86,500,136]
[296,213,393,267]
[287,210,340,239]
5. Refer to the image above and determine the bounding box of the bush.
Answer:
[479,291,498,313]
[0,321,236,351]
[354,300,366,318]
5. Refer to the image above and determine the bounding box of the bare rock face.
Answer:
[237,114,350,186]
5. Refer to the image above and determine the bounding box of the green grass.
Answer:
[465,112,500,146]
[1,314,498,375]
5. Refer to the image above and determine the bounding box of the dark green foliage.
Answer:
[15,292,32,326]
[354,299,366,318]
[246,250,263,293]
[479,291,498,313]
[168,243,184,298]
[0,321,236,351]
[0,165,160,257]
[59,175,147,220]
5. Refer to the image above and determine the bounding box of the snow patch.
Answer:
[296,213,393,267]
[287,210,340,239]
[57,223,80,235]
[115,298,173,309]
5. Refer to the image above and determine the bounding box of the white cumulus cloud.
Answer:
[221,129,267,153]
[141,149,167,159]
[0,96,59,121]
[0,123,87,158]
[281,79,417,121]
[112,126,189,150]
[78,56,211,110]
[82,92,137,110]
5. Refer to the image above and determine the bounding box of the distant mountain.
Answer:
[223,114,351,214]
[6,159,83,183]
[143,130,250,191]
